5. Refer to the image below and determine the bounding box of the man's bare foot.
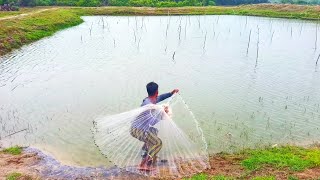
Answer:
[137,165,155,171]
[140,155,152,166]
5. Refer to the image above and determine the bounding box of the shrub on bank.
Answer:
[76,0,101,6]
[2,146,22,155]
[128,0,156,7]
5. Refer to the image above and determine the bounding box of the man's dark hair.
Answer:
[146,82,158,96]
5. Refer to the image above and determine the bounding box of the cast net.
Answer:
[92,94,209,178]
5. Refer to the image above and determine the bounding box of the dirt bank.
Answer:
[0,147,145,180]
[1,145,320,179]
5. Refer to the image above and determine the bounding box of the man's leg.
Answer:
[130,127,148,158]
[137,131,162,170]
[141,127,158,158]
[145,131,162,164]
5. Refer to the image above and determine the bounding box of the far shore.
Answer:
[1,4,320,56]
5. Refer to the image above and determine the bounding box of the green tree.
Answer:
[35,0,52,5]
[202,0,208,5]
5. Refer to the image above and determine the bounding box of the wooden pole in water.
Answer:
[133,29,136,42]
[246,29,252,56]
[299,23,303,36]
[178,24,182,41]
[102,17,105,29]
[4,128,27,138]
[255,27,260,67]
[203,31,207,50]
[172,51,176,63]
[138,37,141,50]
[270,30,275,44]
[315,23,318,50]
[166,17,170,38]
[316,53,320,65]
[89,22,93,36]
[245,16,248,28]
[184,18,187,39]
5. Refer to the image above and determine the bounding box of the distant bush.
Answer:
[11,5,19,9]
[35,0,52,5]
[156,1,179,7]
[19,0,36,6]
[1,0,18,5]
[208,0,215,5]
[155,0,201,7]
[109,0,128,6]
[215,0,268,5]
[128,0,156,6]
[55,0,77,5]
[76,0,101,6]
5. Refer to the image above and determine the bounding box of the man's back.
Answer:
[141,92,172,107]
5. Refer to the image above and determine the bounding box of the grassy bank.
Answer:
[0,8,83,56]
[0,7,52,18]
[0,4,320,56]
[1,146,22,155]
[0,8,34,18]
[187,145,320,180]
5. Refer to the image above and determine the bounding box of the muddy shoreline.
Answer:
[0,147,146,180]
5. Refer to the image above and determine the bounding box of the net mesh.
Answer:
[92,95,209,178]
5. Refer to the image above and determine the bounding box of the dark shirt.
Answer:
[140,92,173,106]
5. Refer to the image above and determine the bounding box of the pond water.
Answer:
[1,15,320,167]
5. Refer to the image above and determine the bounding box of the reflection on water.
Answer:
[0,15,320,167]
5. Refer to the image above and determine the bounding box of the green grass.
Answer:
[288,175,299,180]
[0,11,21,18]
[251,176,276,180]
[185,173,209,180]
[187,174,278,180]
[241,146,320,171]
[0,8,83,56]
[6,172,22,180]
[186,174,234,180]
[187,146,320,179]
[2,146,22,155]
[0,7,45,18]
[212,175,234,180]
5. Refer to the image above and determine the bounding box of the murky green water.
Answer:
[0,15,320,167]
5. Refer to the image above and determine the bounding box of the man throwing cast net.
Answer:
[93,82,209,178]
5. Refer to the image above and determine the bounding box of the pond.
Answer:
[0,15,320,167]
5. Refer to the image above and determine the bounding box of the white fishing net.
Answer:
[92,95,209,178]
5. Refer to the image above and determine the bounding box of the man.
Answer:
[130,82,179,171]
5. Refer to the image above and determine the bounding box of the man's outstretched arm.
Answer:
[157,89,179,103]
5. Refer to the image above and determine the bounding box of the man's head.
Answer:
[146,82,158,97]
